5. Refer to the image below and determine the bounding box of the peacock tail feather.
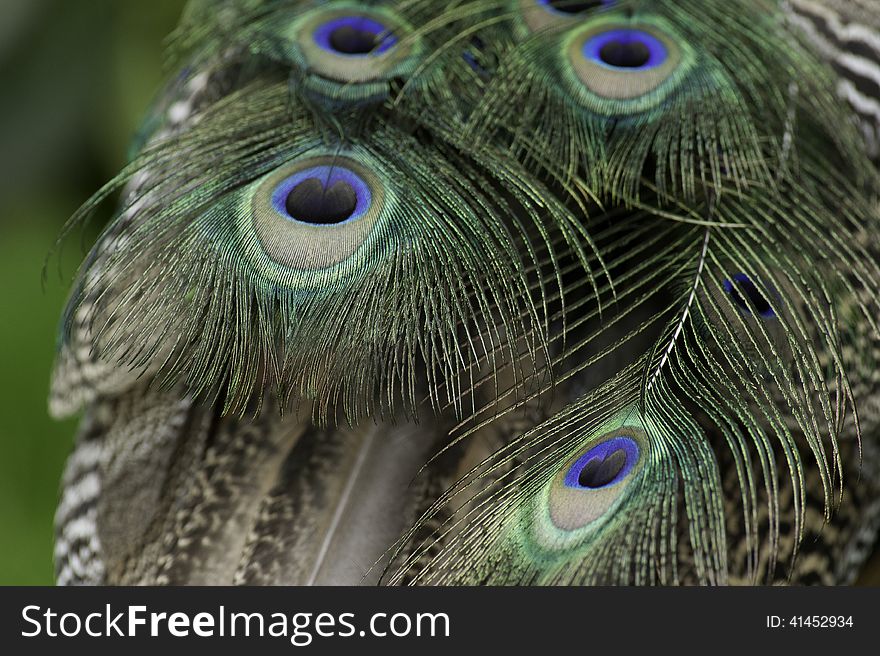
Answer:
[51,0,880,585]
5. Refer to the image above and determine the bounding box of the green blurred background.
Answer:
[0,0,877,586]
[0,0,183,584]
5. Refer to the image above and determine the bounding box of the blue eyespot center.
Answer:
[723,273,776,318]
[272,166,372,226]
[313,16,397,56]
[583,29,668,70]
[564,436,639,489]
[539,0,613,15]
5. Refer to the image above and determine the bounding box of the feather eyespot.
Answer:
[560,18,691,114]
[545,430,644,533]
[723,273,776,319]
[290,7,419,87]
[250,156,385,271]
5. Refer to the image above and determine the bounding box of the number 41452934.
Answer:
[766,616,854,628]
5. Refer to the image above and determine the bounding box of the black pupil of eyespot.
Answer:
[285,178,358,225]
[577,449,627,488]
[599,39,651,68]
[547,0,603,13]
[730,278,772,316]
[329,25,381,54]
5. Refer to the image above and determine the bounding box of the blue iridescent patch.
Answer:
[722,273,776,318]
[313,16,397,56]
[564,436,640,489]
[582,28,669,71]
[272,165,372,226]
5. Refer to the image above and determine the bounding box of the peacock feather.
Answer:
[51,0,880,586]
